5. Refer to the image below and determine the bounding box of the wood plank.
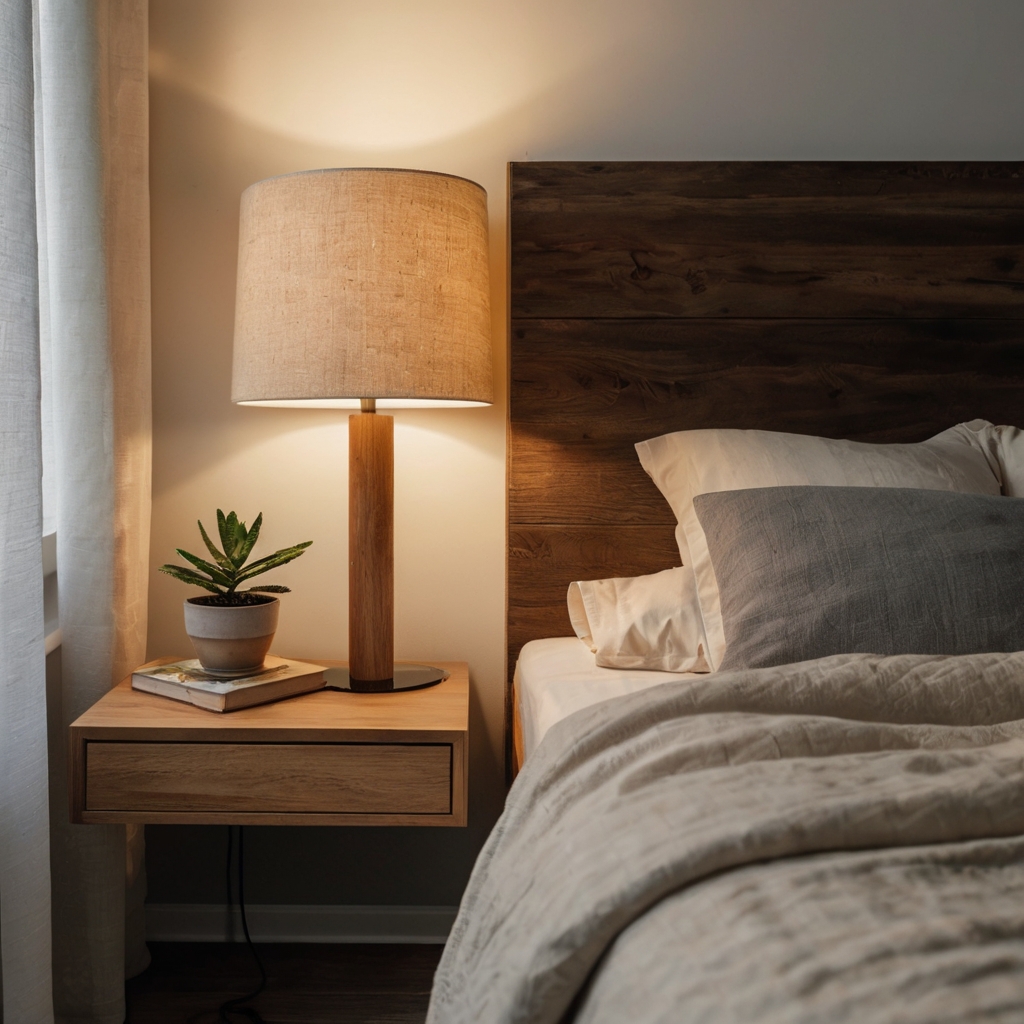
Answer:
[451,729,468,827]
[513,319,1024,413]
[512,194,1024,243]
[509,525,680,610]
[86,741,451,816]
[512,318,1024,440]
[511,162,1024,204]
[510,163,1024,319]
[512,244,1024,320]
[69,731,86,824]
[72,660,468,740]
[509,319,1024,525]
[510,439,673,526]
[77,808,463,827]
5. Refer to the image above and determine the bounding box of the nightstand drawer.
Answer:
[85,741,451,815]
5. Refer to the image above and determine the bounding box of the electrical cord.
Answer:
[206,826,268,1024]
[219,826,267,1023]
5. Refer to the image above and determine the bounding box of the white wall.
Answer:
[146,0,1024,906]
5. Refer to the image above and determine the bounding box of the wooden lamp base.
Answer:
[349,407,395,685]
[347,404,446,693]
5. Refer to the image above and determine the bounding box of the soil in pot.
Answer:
[189,593,276,607]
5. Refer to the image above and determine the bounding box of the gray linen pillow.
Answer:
[691,486,1024,672]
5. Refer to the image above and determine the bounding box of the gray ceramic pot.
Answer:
[183,596,279,676]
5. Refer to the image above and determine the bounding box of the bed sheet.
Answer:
[515,637,700,761]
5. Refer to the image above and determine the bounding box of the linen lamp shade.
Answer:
[231,167,492,407]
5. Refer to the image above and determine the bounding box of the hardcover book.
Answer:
[131,655,327,712]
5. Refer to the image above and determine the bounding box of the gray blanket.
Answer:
[428,652,1024,1023]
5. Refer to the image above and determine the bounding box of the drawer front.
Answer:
[85,742,451,815]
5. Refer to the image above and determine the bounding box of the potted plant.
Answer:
[159,510,312,676]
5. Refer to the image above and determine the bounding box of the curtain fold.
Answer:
[2,1,152,1015]
[35,0,152,1019]
[99,0,153,977]
[0,0,53,1019]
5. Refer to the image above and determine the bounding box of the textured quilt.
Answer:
[428,651,1024,1023]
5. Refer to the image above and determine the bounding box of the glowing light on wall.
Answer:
[148,0,635,150]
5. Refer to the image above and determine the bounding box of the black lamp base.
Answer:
[325,664,448,693]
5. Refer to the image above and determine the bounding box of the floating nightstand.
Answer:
[70,660,468,826]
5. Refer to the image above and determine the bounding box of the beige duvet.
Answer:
[428,651,1024,1023]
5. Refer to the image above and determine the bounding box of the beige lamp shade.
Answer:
[231,168,492,407]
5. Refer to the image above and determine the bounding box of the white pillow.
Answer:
[567,567,709,673]
[636,420,1003,671]
[962,422,1024,496]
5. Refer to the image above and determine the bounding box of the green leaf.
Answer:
[245,584,291,593]
[233,518,249,559]
[216,509,230,552]
[224,511,242,561]
[233,512,263,568]
[236,542,313,581]
[175,548,237,588]
[158,565,225,595]
[198,520,233,570]
[240,541,313,573]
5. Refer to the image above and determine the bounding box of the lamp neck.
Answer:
[360,398,376,414]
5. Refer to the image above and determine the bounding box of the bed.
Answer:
[430,162,1024,1023]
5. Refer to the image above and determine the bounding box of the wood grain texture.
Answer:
[514,244,1024,320]
[70,660,468,826]
[349,412,395,683]
[506,161,1024,778]
[451,723,468,827]
[511,162,1024,320]
[86,741,451,815]
[510,317,1024,525]
[510,161,1024,202]
[512,319,1024,438]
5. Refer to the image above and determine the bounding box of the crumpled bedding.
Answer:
[428,651,1024,1024]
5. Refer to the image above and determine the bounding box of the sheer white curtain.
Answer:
[1,0,152,1021]
[0,1,52,1020]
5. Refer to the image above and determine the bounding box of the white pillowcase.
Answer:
[963,422,1024,496]
[636,420,1004,671]
[567,567,710,673]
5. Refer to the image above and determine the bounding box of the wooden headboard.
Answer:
[507,160,1024,772]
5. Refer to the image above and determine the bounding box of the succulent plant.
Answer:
[159,510,311,601]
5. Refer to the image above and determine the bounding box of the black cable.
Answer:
[225,825,233,934]
[216,825,268,1024]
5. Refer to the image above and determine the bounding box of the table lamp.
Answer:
[231,168,492,691]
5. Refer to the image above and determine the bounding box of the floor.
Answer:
[125,942,443,1024]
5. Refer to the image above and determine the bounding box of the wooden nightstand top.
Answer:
[70,659,468,827]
